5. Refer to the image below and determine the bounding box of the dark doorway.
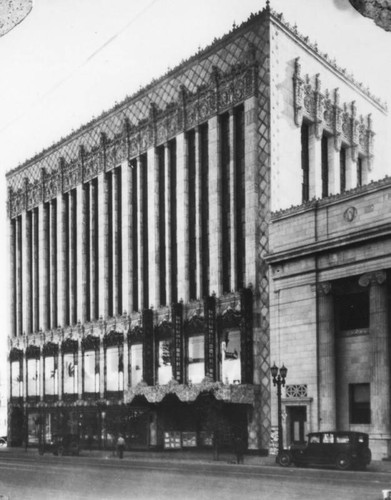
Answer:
[287,406,306,445]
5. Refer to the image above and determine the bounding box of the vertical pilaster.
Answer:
[58,341,63,400]
[23,211,33,335]
[359,271,390,438]
[98,174,110,318]
[22,350,27,399]
[69,191,77,325]
[32,209,39,333]
[77,184,88,323]
[164,143,172,305]
[194,129,202,300]
[90,181,98,320]
[121,161,133,314]
[136,157,144,310]
[16,216,23,336]
[39,204,49,332]
[317,282,336,430]
[57,195,66,328]
[99,339,105,398]
[123,338,129,392]
[77,339,83,398]
[208,116,222,295]
[229,110,237,293]
[39,349,44,401]
[147,148,159,308]
[176,133,189,302]
[308,125,322,199]
[345,150,356,190]
[244,98,258,288]
[9,218,16,337]
[327,137,340,196]
[113,168,120,316]
[50,200,57,329]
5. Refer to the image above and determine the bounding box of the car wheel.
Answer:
[336,453,351,470]
[277,451,292,467]
[0,438,7,447]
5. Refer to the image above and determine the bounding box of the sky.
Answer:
[0,0,390,355]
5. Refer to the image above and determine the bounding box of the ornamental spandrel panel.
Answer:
[44,172,59,201]
[63,160,80,193]
[84,153,99,182]
[26,182,42,210]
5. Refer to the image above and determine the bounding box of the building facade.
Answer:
[268,177,391,460]
[6,5,388,453]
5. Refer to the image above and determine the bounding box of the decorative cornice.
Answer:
[7,60,258,219]
[271,174,391,220]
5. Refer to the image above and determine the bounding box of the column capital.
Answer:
[359,270,387,288]
[317,282,332,296]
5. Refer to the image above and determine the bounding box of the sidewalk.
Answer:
[2,446,391,473]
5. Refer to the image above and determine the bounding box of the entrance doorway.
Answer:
[287,406,306,446]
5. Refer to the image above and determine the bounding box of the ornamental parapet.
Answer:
[7,59,258,219]
[125,379,256,405]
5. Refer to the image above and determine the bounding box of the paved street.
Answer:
[0,449,390,500]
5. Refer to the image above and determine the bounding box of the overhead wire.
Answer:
[0,0,160,136]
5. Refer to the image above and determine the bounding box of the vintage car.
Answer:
[278,431,372,470]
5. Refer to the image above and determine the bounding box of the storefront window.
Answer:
[106,346,123,392]
[84,350,99,393]
[63,352,77,394]
[158,340,173,385]
[11,360,22,398]
[221,330,241,384]
[188,335,204,384]
[130,344,143,387]
[44,356,58,395]
[27,358,39,397]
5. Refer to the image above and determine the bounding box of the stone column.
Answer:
[98,174,110,318]
[164,143,172,305]
[194,128,202,300]
[123,337,129,392]
[33,209,39,333]
[176,133,189,302]
[327,136,340,196]
[208,116,222,296]
[39,204,50,332]
[39,349,44,401]
[147,148,159,308]
[112,168,121,316]
[23,211,33,335]
[345,150,356,190]
[90,181,98,320]
[121,161,133,315]
[317,281,336,430]
[77,184,88,323]
[308,125,322,199]
[57,195,67,328]
[22,350,27,400]
[50,200,57,329]
[359,271,390,438]
[69,191,77,325]
[229,110,237,293]
[58,340,63,400]
[9,218,16,338]
[137,157,144,310]
[77,338,83,399]
[99,334,105,398]
[243,97,258,286]
[16,216,23,337]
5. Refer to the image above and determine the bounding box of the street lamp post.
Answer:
[271,363,288,457]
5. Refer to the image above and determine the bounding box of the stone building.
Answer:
[6,4,388,453]
[267,177,391,460]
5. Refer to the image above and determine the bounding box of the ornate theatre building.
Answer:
[6,4,388,454]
